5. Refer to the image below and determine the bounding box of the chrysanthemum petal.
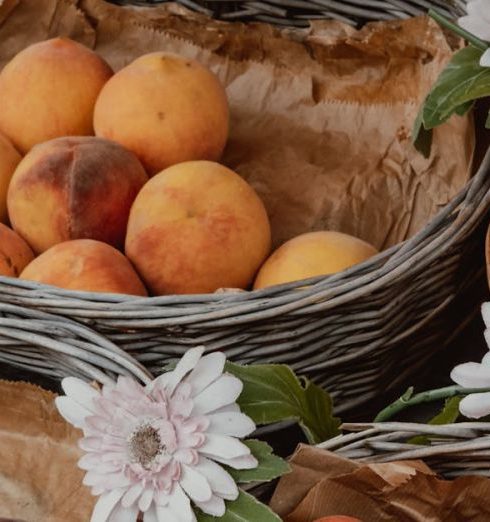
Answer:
[200,433,251,459]
[207,412,256,437]
[458,14,490,41]
[55,396,93,429]
[168,484,197,522]
[180,464,213,502]
[194,456,239,500]
[61,377,100,410]
[195,495,226,517]
[459,392,490,419]
[212,403,240,414]
[78,452,102,471]
[482,303,490,328]
[206,453,259,470]
[186,352,226,397]
[167,347,205,397]
[451,362,490,388]
[90,489,126,522]
[481,49,490,67]
[121,483,145,508]
[107,502,139,522]
[143,506,159,522]
[467,0,490,24]
[79,436,103,452]
[139,488,155,512]
[116,376,147,399]
[154,506,179,522]
[192,375,243,415]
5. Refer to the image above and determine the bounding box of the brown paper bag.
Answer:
[0,0,475,250]
[0,380,95,521]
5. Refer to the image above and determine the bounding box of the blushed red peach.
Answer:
[0,223,35,277]
[7,136,148,254]
[0,37,113,153]
[94,52,229,175]
[125,161,271,295]
[0,132,21,223]
[20,239,147,296]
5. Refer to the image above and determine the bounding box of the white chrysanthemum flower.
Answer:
[458,0,490,67]
[55,347,258,522]
[451,303,490,418]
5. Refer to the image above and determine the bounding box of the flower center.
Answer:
[128,423,165,469]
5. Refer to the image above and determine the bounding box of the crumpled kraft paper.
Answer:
[0,380,94,521]
[0,0,475,250]
[271,444,490,522]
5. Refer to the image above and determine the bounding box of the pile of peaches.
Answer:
[0,38,377,297]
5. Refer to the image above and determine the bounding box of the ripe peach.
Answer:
[254,231,378,289]
[20,239,147,296]
[94,52,229,175]
[0,223,35,277]
[0,132,21,223]
[125,161,271,295]
[7,136,148,254]
[0,37,113,153]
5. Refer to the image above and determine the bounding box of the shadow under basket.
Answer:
[0,141,489,414]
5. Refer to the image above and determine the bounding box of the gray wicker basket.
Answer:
[0,0,487,416]
[108,0,466,27]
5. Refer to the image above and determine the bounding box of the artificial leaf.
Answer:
[226,439,291,484]
[412,104,433,158]
[196,490,281,522]
[409,396,462,445]
[225,361,340,444]
[422,45,490,129]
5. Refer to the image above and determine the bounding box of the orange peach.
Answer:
[94,52,229,175]
[125,161,271,295]
[0,37,113,153]
[0,132,21,223]
[254,231,378,289]
[20,239,147,296]
[0,223,35,277]
[7,136,148,254]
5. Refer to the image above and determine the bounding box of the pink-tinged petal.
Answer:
[194,457,238,500]
[467,0,490,24]
[180,464,213,502]
[107,502,139,522]
[154,506,179,522]
[459,392,490,419]
[92,485,106,496]
[55,396,92,429]
[139,488,155,512]
[90,489,125,522]
[173,449,199,466]
[121,482,145,508]
[154,489,171,507]
[192,375,243,415]
[211,403,240,414]
[61,377,100,411]
[482,49,490,68]
[93,461,124,475]
[168,484,197,522]
[79,452,102,471]
[207,412,255,437]
[482,303,490,328]
[143,506,159,522]
[146,373,172,396]
[79,436,103,452]
[482,351,490,366]
[459,14,490,41]
[205,453,258,470]
[200,434,251,459]
[116,376,147,399]
[167,347,205,397]
[451,362,490,388]
[195,495,226,517]
[186,352,226,397]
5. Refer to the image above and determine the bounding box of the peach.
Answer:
[0,223,35,277]
[125,161,271,295]
[20,239,147,296]
[7,136,148,254]
[94,52,229,175]
[0,132,21,223]
[254,231,378,289]
[0,37,113,153]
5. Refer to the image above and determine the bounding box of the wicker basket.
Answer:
[321,421,490,478]
[108,0,466,27]
[0,0,487,416]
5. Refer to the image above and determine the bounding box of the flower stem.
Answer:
[374,385,490,422]
[428,9,489,52]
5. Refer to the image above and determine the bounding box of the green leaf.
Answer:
[196,490,282,522]
[227,440,290,484]
[412,105,433,158]
[409,396,462,445]
[225,362,341,444]
[422,45,490,129]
